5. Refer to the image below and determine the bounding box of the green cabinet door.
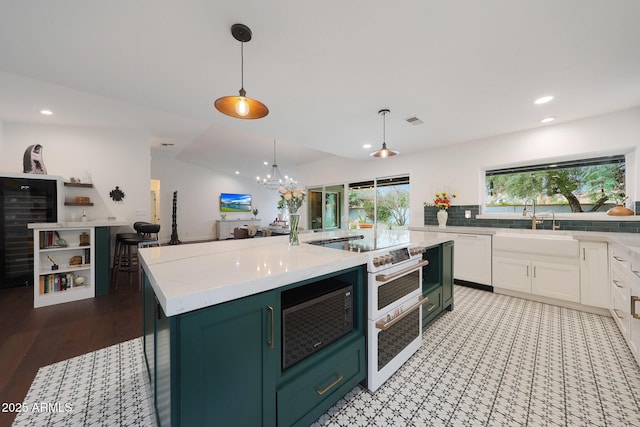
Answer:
[442,240,454,310]
[176,291,278,427]
[94,227,110,296]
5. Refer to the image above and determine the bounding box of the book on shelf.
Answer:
[39,272,84,294]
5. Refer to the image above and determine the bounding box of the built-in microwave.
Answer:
[281,279,353,370]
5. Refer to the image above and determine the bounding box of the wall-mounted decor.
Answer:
[109,186,126,201]
[220,193,252,212]
[23,144,47,174]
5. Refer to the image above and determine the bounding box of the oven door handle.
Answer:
[375,295,430,330]
[375,259,429,282]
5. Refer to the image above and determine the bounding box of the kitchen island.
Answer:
[140,230,453,426]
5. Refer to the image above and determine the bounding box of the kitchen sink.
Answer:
[493,233,578,257]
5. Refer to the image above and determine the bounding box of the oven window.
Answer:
[377,270,420,310]
[377,309,420,370]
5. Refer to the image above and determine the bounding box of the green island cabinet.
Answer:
[421,240,454,329]
[143,265,366,427]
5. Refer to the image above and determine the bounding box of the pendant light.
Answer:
[257,140,290,190]
[370,109,399,158]
[215,23,269,119]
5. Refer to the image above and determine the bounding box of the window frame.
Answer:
[480,152,633,218]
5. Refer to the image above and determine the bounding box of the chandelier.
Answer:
[257,140,292,190]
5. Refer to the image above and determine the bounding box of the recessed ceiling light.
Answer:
[534,96,554,105]
[263,161,268,166]
[363,144,372,149]
[40,109,53,115]
[540,117,556,123]
[235,171,239,175]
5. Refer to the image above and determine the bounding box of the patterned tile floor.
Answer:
[13,286,640,426]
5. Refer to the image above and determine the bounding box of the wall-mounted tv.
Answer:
[220,193,252,212]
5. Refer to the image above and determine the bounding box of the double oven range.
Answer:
[308,233,428,392]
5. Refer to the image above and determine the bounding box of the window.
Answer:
[348,175,410,229]
[485,155,626,214]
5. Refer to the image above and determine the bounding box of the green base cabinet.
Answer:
[143,265,366,427]
[277,334,365,427]
[421,241,454,331]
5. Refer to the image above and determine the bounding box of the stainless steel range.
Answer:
[308,231,428,392]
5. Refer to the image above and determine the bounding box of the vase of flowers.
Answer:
[252,208,259,219]
[430,192,456,228]
[278,184,306,245]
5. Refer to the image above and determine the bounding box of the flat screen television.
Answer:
[220,193,252,212]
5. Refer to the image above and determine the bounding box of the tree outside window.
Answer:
[348,176,410,229]
[486,156,626,213]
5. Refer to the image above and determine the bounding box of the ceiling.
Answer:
[1,0,640,180]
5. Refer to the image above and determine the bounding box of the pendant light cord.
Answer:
[273,139,277,166]
[382,111,386,144]
[240,42,245,90]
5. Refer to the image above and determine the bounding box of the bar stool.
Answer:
[111,232,143,290]
[137,223,161,247]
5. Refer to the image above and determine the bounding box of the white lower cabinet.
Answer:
[452,234,492,285]
[492,256,530,292]
[609,245,640,365]
[579,241,609,308]
[531,260,580,303]
[493,253,580,302]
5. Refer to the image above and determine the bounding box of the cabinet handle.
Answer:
[613,279,624,289]
[632,270,640,279]
[533,266,536,278]
[583,248,586,261]
[425,303,437,313]
[613,255,625,262]
[526,265,529,277]
[613,309,624,320]
[267,306,274,349]
[375,296,430,330]
[375,259,430,282]
[317,374,344,396]
[632,296,640,320]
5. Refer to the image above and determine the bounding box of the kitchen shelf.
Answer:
[64,202,94,206]
[64,182,93,188]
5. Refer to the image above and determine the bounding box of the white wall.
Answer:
[151,158,283,242]
[298,107,640,227]
[0,122,151,228]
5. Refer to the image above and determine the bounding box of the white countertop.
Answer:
[410,225,640,257]
[140,229,453,317]
[27,219,130,229]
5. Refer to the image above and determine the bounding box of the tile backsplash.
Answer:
[424,204,640,233]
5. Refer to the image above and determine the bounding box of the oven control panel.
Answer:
[372,246,426,267]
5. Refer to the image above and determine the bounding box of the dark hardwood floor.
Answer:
[0,276,142,427]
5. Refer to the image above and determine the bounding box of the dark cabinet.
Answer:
[143,265,366,427]
[421,241,454,330]
[178,290,278,427]
[442,240,454,311]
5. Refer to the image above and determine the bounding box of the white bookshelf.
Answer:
[33,227,95,308]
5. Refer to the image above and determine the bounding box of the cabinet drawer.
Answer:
[422,287,442,329]
[611,284,630,338]
[611,263,630,303]
[277,336,365,427]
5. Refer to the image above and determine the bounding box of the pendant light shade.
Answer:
[370,109,399,158]
[215,24,269,120]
